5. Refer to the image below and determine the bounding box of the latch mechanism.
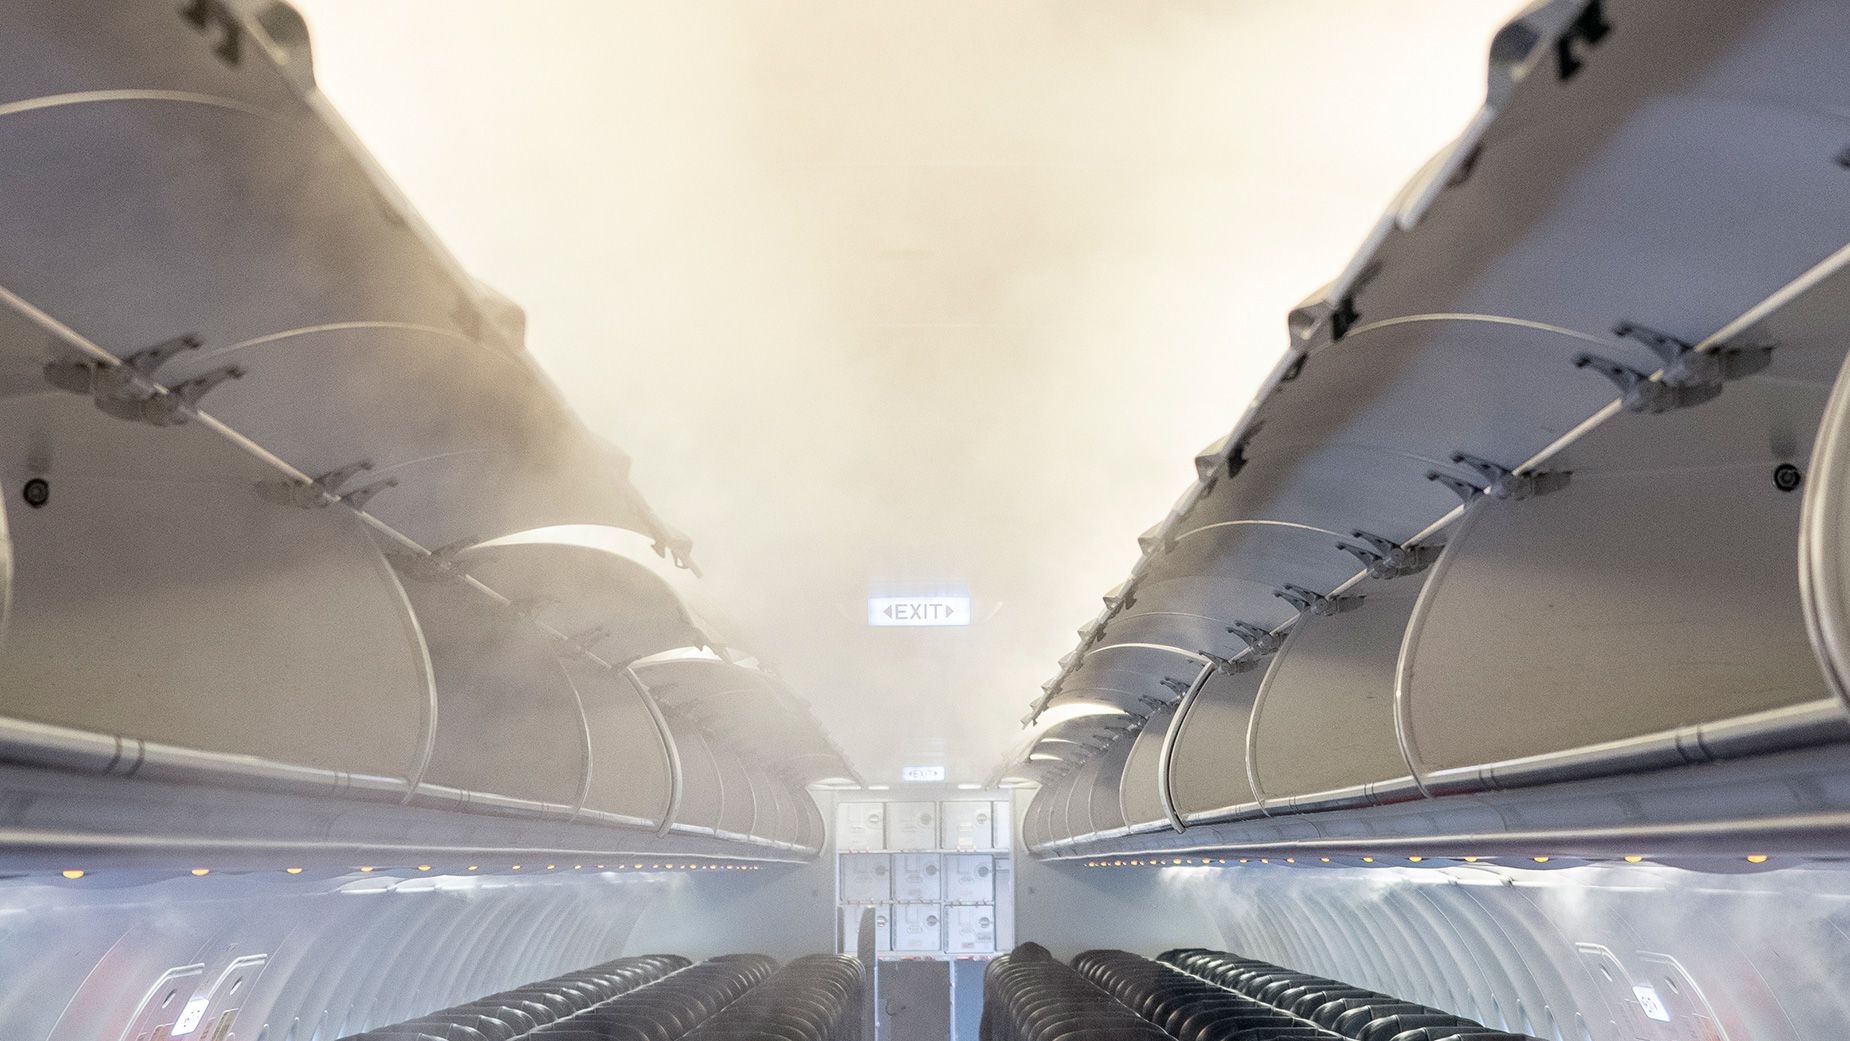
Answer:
[1226,621,1283,655]
[1429,452,1570,504]
[1276,583,1364,617]
[1337,530,1441,580]
[257,459,376,509]
[45,335,243,426]
[1573,321,1773,414]
[392,537,477,583]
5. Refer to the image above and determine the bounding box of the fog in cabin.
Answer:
[289,1,1519,784]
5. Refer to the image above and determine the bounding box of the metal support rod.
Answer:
[1156,660,1217,834]
[623,663,684,838]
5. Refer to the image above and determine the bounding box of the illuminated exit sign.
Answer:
[902,765,946,782]
[868,596,971,627]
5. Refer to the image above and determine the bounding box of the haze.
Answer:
[291,1,1521,784]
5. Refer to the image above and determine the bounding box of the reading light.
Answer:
[1624,855,1644,863]
[1746,854,1769,864]
[285,868,304,875]
[191,868,210,876]
[61,870,84,879]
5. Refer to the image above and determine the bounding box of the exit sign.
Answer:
[902,765,946,782]
[868,596,971,627]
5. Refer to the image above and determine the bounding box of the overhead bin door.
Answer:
[560,656,670,827]
[1118,703,1178,831]
[406,581,589,810]
[710,745,756,839]
[1061,755,1100,844]
[666,724,723,833]
[759,768,801,846]
[1168,664,1266,822]
[1404,372,1846,793]
[1084,734,1134,837]
[0,381,431,786]
[1247,572,1427,813]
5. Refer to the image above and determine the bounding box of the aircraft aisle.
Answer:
[2,1,1850,1040]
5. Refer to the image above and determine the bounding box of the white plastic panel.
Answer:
[885,801,937,851]
[840,903,892,954]
[1249,574,1425,810]
[840,853,891,903]
[946,904,995,954]
[837,801,887,851]
[892,853,941,902]
[1169,665,1266,819]
[944,854,995,904]
[939,801,994,851]
[892,903,943,952]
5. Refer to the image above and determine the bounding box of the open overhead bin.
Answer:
[0,0,852,871]
[1006,0,1850,864]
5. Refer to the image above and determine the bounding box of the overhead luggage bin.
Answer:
[998,0,1850,863]
[560,657,672,829]
[1115,704,1178,835]
[0,7,672,554]
[663,724,724,838]
[1081,735,1134,839]
[1058,756,1102,849]
[710,746,757,842]
[1247,572,1427,815]
[453,537,712,670]
[1162,665,1265,826]
[1402,361,1849,795]
[403,580,590,814]
[0,367,432,796]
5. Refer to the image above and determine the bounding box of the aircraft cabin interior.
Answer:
[4,1,1850,1040]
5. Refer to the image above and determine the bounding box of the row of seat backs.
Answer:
[335,953,765,1041]
[681,955,865,1041]
[1076,949,1345,1041]
[519,954,779,1041]
[1152,948,1536,1041]
[980,942,1169,1041]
